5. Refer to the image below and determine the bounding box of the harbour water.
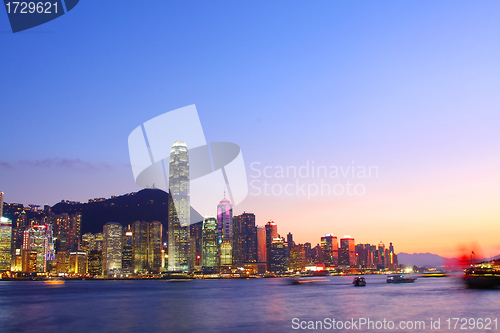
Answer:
[0,274,498,333]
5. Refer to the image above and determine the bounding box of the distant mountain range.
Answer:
[397,252,500,268]
[397,252,448,268]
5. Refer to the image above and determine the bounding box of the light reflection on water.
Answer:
[0,274,498,333]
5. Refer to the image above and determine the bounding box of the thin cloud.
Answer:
[18,158,113,171]
[0,162,13,169]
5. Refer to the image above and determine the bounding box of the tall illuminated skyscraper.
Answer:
[217,197,233,246]
[202,216,217,269]
[0,217,12,271]
[103,222,122,274]
[168,141,190,271]
[265,221,278,271]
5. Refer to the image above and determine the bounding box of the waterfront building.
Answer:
[0,217,12,271]
[289,246,306,272]
[220,239,232,266]
[122,226,133,272]
[88,250,102,276]
[69,252,87,275]
[168,141,190,272]
[233,212,257,264]
[103,222,122,274]
[265,221,278,271]
[269,238,287,273]
[22,224,55,273]
[202,216,218,269]
[55,251,70,274]
[339,236,356,267]
[320,234,338,267]
[256,226,266,264]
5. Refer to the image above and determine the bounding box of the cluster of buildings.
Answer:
[0,142,398,278]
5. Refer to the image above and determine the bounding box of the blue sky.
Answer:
[1,1,499,254]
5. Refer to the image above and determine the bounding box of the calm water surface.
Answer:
[0,274,498,333]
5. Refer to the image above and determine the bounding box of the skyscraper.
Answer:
[265,221,278,271]
[289,246,306,272]
[131,221,147,272]
[320,234,338,267]
[233,212,257,264]
[103,222,122,274]
[256,226,266,263]
[202,216,217,269]
[269,238,286,273]
[148,221,163,272]
[0,217,12,271]
[217,198,233,247]
[168,141,190,272]
[22,224,55,273]
[122,226,133,272]
[339,236,356,267]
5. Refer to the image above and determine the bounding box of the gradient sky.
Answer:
[1,1,499,257]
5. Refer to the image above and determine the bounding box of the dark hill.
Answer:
[51,188,170,234]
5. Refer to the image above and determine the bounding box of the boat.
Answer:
[353,276,366,286]
[421,271,448,278]
[289,277,328,285]
[463,267,500,289]
[387,274,416,283]
[44,277,65,285]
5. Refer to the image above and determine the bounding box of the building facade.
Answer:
[168,141,190,272]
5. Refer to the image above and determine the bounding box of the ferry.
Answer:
[387,274,416,283]
[463,267,500,289]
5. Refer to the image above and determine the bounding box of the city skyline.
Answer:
[1,2,500,258]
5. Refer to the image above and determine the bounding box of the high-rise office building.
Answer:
[256,226,266,263]
[355,243,374,268]
[168,141,190,272]
[88,250,102,276]
[265,221,278,271]
[22,224,55,273]
[148,221,163,272]
[131,221,147,272]
[81,233,95,254]
[202,216,217,269]
[233,212,257,264]
[122,226,133,272]
[289,246,306,272]
[378,241,385,268]
[269,238,286,273]
[189,222,202,269]
[69,252,87,275]
[103,222,122,274]
[217,198,233,246]
[0,217,12,271]
[220,239,232,266]
[320,234,338,267]
[339,236,356,267]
